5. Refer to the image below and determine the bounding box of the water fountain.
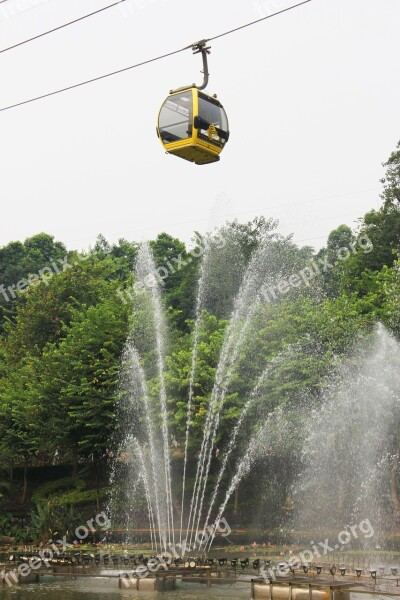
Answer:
[3,235,400,599]
[112,232,294,553]
[294,323,400,545]
[111,232,400,576]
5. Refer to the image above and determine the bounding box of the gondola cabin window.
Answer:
[197,93,229,147]
[158,92,192,143]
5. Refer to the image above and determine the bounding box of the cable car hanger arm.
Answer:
[170,40,211,94]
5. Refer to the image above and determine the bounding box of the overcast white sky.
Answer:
[1,0,399,252]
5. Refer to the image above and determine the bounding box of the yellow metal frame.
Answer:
[157,88,225,165]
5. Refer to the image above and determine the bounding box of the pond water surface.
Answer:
[0,576,251,599]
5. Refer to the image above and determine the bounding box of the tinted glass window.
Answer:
[158,92,192,143]
[198,95,229,145]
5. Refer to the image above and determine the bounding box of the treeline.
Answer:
[0,141,400,532]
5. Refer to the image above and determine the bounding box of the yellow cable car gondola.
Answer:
[156,41,229,165]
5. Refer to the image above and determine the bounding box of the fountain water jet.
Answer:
[136,243,175,548]
[112,233,400,560]
[294,323,400,544]
[131,436,157,551]
[186,239,277,551]
[205,407,293,553]
[197,365,273,553]
[179,238,210,548]
[120,344,165,552]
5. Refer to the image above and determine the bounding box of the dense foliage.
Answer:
[0,142,400,541]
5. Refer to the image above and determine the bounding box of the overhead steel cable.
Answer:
[1,0,312,55]
[0,0,313,113]
[0,0,129,55]
[208,0,312,42]
[0,44,192,113]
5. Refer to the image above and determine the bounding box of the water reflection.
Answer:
[0,576,250,599]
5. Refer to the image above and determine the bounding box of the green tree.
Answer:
[166,311,227,444]
[0,233,67,329]
[0,252,130,483]
[338,141,400,290]
[149,232,196,328]
[381,139,400,208]
[41,296,129,464]
[317,224,355,296]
